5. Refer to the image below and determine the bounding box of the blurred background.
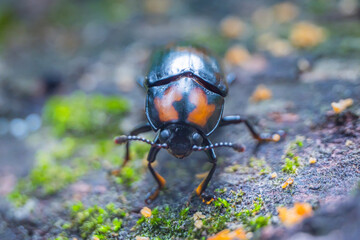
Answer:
[0,0,360,239]
[1,0,359,133]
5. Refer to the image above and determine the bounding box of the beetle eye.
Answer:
[192,133,202,145]
[160,129,170,141]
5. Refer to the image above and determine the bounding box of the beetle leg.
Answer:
[112,123,152,176]
[219,115,286,142]
[195,163,217,204]
[145,140,166,204]
[193,138,217,205]
[123,123,153,166]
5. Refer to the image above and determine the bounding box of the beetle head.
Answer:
[159,124,202,159]
[114,126,245,158]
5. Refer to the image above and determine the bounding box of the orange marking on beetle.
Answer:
[196,178,206,196]
[155,171,166,188]
[154,86,182,122]
[187,88,215,127]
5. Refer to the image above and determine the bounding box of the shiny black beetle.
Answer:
[114,45,285,204]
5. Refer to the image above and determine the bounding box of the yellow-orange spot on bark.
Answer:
[331,98,353,114]
[278,202,313,227]
[250,84,272,102]
[290,21,326,48]
[135,237,150,240]
[140,207,152,218]
[207,227,247,240]
[309,157,317,164]
[187,88,215,127]
[271,172,278,179]
[282,177,294,189]
[154,87,182,122]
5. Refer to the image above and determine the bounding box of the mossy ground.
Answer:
[3,74,358,240]
[1,1,360,240]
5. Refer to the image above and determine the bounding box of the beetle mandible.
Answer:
[114,45,285,204]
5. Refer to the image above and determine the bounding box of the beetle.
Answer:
[114,45,285,204]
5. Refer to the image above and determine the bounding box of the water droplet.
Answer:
[25,114,42,132]
[10,118,28,138]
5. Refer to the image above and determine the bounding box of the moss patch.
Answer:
[281,137,304,174]
[43,92,129,137]
[8,136,150,206]
[134,193,271,239]
[57,202,126,239]
[8,93,138,207]
[8,139,93,207]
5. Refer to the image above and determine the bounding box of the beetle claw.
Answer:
[145,187,160,204]
[186,192,197,206]
[200,194,216,205]
[271,130,286,142]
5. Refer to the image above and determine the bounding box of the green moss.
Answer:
[8,154,88,207]
[29,158,83,195]
[114,166,141,186]
[134,193,271,239]
[248,215,271,231]
[53,234,69,240]
[249,157,266,168]
[131,142,151,160]
[59,202,126,239]
[8,134,148,206]
[249,157,272,175]
[8,92,137,206]
[43,92,129,137]
[259,168,270,175]
[135,206,195,239]
[281,137,304,174]
[111,141,151,187]
[8,137,98,207]
[7,183,29,207]
[286,152,295,158]
[52,137,78,160]
[215,188,227,194]
[296,140,303,148]
[282,157,300,174]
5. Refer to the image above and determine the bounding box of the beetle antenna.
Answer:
[192,142,245,152]
[114,135,168,149]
